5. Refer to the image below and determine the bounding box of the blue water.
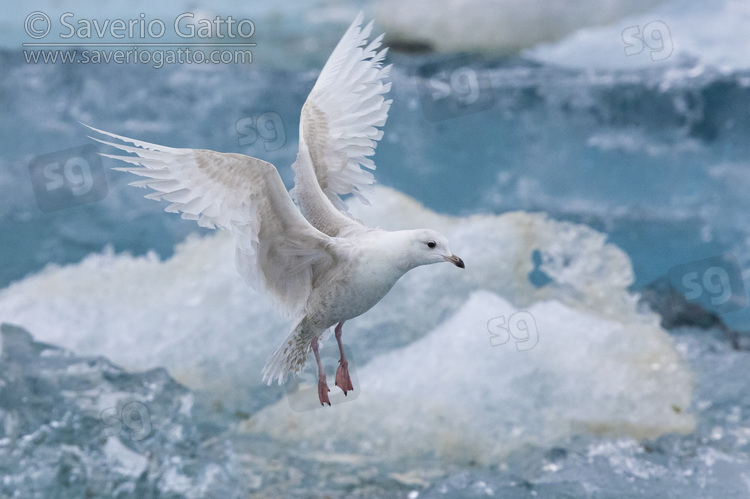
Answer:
[3,52,750,328]
[2,1,750,496]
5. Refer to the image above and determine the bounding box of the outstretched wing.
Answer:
[86,124,335,320]
[291,13,392,236]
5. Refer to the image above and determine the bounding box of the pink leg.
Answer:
[312,337,330,406]
[334,322,354,395]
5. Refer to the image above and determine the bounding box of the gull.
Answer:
[85,14,464,406]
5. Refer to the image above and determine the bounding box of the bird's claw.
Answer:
[318,375,331,406]
[335,359,354,395]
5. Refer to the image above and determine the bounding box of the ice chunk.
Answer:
[640,276,746,349]
[348,186,647,325]
[526,0,750,71]
[0,324,241,498]
[0,232,290,411]
[0,186,673,416]
[372,0,663,53]
[245,291,694,464]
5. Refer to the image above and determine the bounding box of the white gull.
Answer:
[85,14,464,406]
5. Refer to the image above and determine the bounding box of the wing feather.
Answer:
[85,124,335,319]
[291,13,392,236]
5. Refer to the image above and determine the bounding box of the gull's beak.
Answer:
[445,254,465,269]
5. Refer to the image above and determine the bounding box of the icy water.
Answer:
[1,0,750,497]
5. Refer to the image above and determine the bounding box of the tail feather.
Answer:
[262,318,320,385]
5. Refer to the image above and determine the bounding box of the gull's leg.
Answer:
[312,337,330,406]
[334,322,354,395]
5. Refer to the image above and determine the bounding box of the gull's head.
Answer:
[398,229,464,270]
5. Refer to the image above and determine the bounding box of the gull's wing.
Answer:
[291,13,392,236]
[86,124,336,320]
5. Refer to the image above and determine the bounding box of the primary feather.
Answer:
[85,124,335,321]
[291,12,393,236]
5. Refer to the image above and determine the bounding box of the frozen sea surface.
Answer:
[1,0,750,496]
[1,188,747,497]
[0,324,242,498]
[1,300,748,497]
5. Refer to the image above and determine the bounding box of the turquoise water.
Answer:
[1,2,750,496]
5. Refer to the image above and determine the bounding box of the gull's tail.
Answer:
[262,318,319,385]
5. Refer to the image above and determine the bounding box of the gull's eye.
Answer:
[427,241,437,249]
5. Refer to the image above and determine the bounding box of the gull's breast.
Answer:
[319,250,406,324]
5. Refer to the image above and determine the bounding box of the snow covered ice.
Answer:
[0,186,691,418]
[0,186,705,495]
[2,0,750,496]
[246,290,694,463]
